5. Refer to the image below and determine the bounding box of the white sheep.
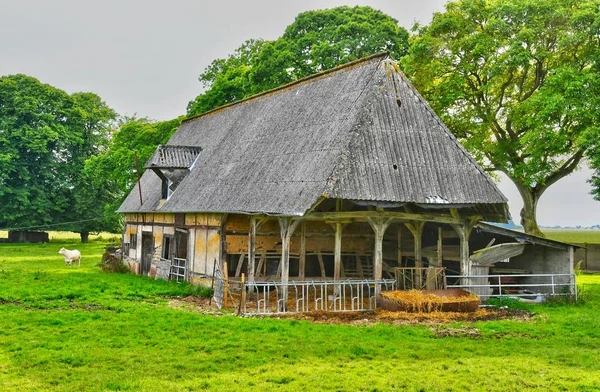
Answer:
[58,248,81,267]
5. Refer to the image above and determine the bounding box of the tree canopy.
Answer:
[187,6,409,116]
[403,0,600,235]
[0,75,116,237]
[84,117,183,226]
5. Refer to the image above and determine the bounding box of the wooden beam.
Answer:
[235,253,245,278]
[334,222,343,282]
[317,250,326,278]
[279,217,301,309]
[256,253,266,277]
[356,254,364,278]
[397,226,403,266]
[366,217,394,294]
[451,221,476,288]
[437,226,443,267]
[299,221,306,279]
[248,217,256,282]
[305,210,462,224]
[405,221,425,288]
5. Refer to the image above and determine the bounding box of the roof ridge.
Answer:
[182,52,391,124]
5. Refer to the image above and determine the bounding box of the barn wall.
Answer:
[507,245,573,294]
[122,212,223,280]
[573,244,600,271]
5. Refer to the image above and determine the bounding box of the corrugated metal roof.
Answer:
[144,145,202,169]
[118,53,508,219]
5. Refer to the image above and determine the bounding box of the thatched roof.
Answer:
[119,53,508,220]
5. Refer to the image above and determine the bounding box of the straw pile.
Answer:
[381,290,480,313]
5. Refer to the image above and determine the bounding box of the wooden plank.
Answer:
[437,226,443,267]
[405,221,425,287]
[470,243,526,265]
[248,217,256,282]
[255,253,266,277]
[317,250,326,278]
[397,226,402,266]
[356,254,364,278]
[235,254,245,278]
[299,222,306,279]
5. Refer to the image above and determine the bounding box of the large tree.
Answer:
[62,92,118,241]
[403,0,600,235]
[0,75,118,240]
[0,75,80,230]
[187,6,409,116]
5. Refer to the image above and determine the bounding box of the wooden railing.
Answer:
[393,267,447,290]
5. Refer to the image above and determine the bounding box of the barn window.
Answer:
[130,233,137,249]
[161,178,173,200]
[162,236,173,260]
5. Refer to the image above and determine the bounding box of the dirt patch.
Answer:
[255,307,534,326]
[433,326,481,338]
[166,295,229,315]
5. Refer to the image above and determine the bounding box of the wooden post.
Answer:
[317,251,326,278]
[397,226,403,266]
[451,222,474,288]
[299,222,306,279]
[223,261,228,309]
[256,253,266,277]
[405,221,425,289]
[437,226,443,267]
[367,217,393,294]
[235,254,245,278]
[334,222,342,282]
[279,217,301,308]
[248,217,256,282]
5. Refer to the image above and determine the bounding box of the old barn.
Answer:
[118,53,575,310]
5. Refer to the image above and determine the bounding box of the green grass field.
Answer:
[542,229,600,244]
[0,230,121,242]
[1,242,599,391]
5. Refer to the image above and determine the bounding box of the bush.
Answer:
[99,247,130,274]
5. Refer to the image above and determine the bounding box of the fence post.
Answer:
[551,275,555,295]
[223,261,228,309]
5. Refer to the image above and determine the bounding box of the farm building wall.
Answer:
[122,213,222,281]
[573,244,600,272]
[505,245,574,294]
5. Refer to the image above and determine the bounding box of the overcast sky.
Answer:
[2,0,599,227]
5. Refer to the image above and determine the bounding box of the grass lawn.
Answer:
[1,242,599,391]
[542,229,600,244]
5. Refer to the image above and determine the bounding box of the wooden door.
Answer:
[141,232,153,275]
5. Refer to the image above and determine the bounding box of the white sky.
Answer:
[1,0,599,227]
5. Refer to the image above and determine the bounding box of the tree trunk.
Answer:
[514,182,545,237]
[80,232,90,243]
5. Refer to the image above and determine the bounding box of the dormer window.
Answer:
[161,178,173,200]
[145,145,202,200]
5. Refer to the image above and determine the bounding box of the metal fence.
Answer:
[169,257,187,283]
[242,279,395,315]
[447,273,577,300]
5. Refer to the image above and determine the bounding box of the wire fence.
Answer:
[447,273,577,301]
[241,279,395,315]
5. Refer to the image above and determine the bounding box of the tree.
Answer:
[62,93,118,242]
[403,0,600,235]
[187,6,409,116]
[0,75,121,241]
[0,74,80,230]
[84,117,183,227]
